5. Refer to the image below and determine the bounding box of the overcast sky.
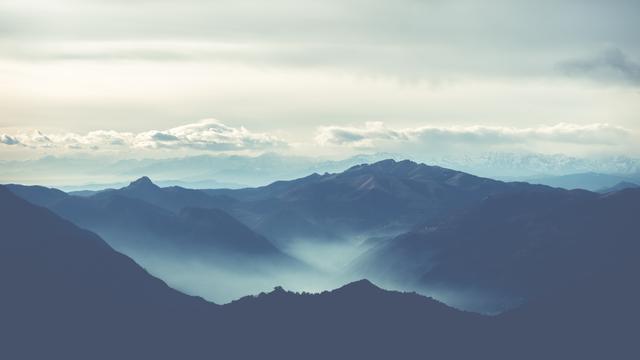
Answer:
[1,0,639,160]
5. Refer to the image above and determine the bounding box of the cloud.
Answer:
[0,119,286,153]
[0,134,21,145]
[559,48,640,86]
[134,119,286,151]
[316,122,632,149]
[3,1,639,81]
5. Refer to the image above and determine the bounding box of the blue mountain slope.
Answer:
[355,186,640,312]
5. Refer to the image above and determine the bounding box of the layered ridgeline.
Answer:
[7,178,309,303]
[9,159,543,246]
[204,159,539,244]
[0,187,483,359]
[8,159,639,311]
[354,186,640,313]
[7,160,539,298]
[7,178,290,260]
[1,186,638,360]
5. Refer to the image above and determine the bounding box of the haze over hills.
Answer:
[7,181,273,257]
[9,158,640,308]
[6,180,310,302]
[2,184,638,360]
[0,188,485,359]
[354,186,640,313]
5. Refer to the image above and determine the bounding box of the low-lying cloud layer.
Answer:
[0,119,285,153]
[2,119,635,159]
[316,122,632,149]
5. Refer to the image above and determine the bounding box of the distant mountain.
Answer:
[6,181,287,261]
[597,181,639,193]
[205,159,540,244]
[0,152,397,190]
[423,152,640,178]
[526,172,637,191]
[99,176,236,213]
[355,187,640,313]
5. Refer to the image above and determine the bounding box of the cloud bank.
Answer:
[2,119,636,159]
[0,119,285,153]
[316,122,632,149]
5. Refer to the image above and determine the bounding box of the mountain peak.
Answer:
[346,159,420,173]
[127,176,158,189]
[337,279,381,292]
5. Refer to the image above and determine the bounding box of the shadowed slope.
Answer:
[356,187,640,312]
[0,186,218,360]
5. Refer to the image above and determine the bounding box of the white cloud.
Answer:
[134,119,286,151]
[0,119,286,153]
[316,122,632,149]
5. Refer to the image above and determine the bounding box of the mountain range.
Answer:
[3,152,639,191]
[7,158,639,311]
[204,159,540,244]
[353,185,640,312]
[2,185,638,359]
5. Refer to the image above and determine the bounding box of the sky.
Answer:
[1,0,639,160]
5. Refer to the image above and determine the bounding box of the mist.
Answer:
[115,243,362,304]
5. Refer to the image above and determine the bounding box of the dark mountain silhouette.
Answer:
[0,186,218,359]
[495,214,640,360]
[219,279,490,360]
[206,159,538,243]
[356,186,640,312]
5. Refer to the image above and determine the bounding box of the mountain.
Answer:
[5,184,68,207]
[205,159,538,244]
[0,190,484,359]
[0,186,218,359]
[496,226,640,360]
[597,181,639,193]
[355,187,640,313]
[6,181,289,261]
[423,152,640,178]
[220,279,489,360]
[99,176,236,213]
[0,152,397,190]
[2,184,638,359]
[526,172,636,191]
